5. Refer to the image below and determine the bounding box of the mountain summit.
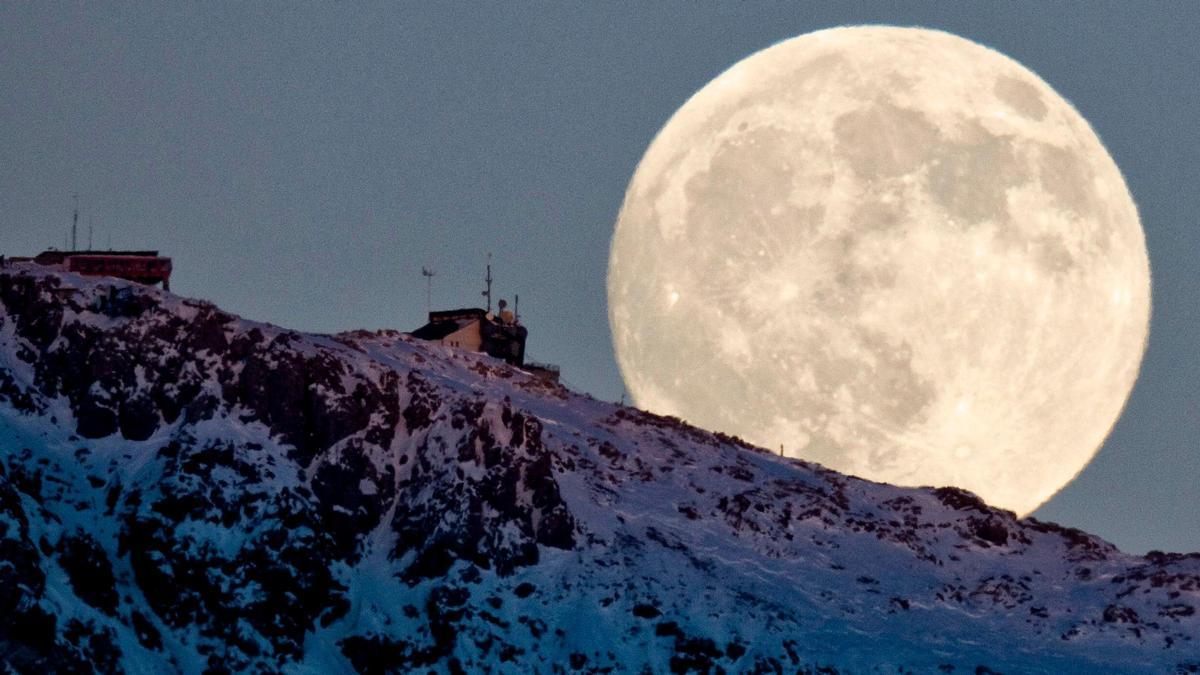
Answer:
[0,266,1196,674]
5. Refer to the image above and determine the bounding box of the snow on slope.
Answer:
[0,264,1197,674]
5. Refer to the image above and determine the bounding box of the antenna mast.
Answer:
[482,252,493,312]
[71,194,79,251]
[421,266,436,314]
[88,217,94,250]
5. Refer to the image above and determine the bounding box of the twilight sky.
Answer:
[1,3,1196,554]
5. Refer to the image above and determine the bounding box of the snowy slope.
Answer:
[0,265,1197,674]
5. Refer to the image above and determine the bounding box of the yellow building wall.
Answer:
[442,320,482,352]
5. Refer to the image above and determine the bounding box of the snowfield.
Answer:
[0,265,1197,674]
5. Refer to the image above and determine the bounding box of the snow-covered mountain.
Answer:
[1,265,1197,674]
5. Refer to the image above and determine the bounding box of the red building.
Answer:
[11,250,173,290]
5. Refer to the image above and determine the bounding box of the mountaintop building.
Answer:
[409,261,559,382]
[7,250,173,290]
[411,303,528,367]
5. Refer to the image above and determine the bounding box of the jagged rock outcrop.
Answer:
[0,266,1197,674]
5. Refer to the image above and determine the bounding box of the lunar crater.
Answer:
[994,75,1048,120]
[833,99,940,180]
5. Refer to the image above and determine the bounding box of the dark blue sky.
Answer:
[2,3,1196,554]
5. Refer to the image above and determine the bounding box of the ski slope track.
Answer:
[0,265,1197,674]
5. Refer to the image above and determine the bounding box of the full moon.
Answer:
[607,26,1150,515]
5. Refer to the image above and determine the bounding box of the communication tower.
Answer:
[482,252,493,312]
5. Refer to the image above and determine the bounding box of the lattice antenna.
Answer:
[481,252,493,313]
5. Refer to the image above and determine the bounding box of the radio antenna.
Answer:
[421,265,436,314]
[71,194,79,251]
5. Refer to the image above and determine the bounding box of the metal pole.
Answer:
[71,194,79,251]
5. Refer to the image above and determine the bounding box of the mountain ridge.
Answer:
[0,265,1197,673]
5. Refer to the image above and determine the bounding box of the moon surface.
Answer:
[607,26,1150,515]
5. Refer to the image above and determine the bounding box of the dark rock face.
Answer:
[58,532,120,615]
[0,462,114,673]
[391,399,575,583]
[1,268,1198,673]
[116,438,353,666]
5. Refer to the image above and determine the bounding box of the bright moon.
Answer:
[607,26,1150,515]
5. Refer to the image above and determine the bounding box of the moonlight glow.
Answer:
[607,26,1150,515]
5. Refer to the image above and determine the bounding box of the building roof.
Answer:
[428,308,487,323]
[410,316,479,341]
[21,250,166,265]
